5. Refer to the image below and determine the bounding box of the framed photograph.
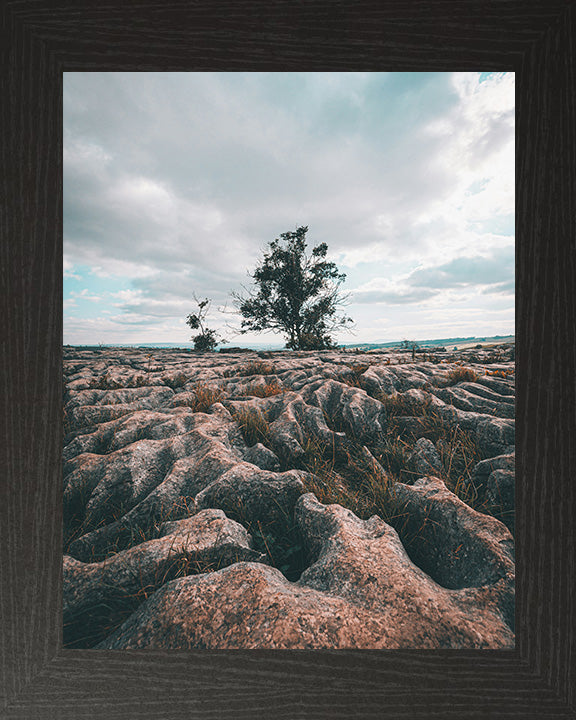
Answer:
[2,1,574,717]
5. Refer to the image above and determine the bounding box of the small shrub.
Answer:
[186,297,226,352]
[192,330,219,352]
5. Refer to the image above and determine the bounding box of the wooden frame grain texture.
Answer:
[1,1,574,717]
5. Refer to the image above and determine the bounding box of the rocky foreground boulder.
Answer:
[63,344,515,649]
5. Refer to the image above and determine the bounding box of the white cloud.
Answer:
[69,289,101,302]
[63,257,81,280]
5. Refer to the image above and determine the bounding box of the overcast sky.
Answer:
[64,71,514,347]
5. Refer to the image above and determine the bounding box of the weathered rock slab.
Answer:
[64,347,515,649]
[98,494,513,650]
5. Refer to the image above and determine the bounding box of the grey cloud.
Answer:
[407,250,514,290]
[118,302,189,318]
[64,72,469,280]
[351,288,438,305]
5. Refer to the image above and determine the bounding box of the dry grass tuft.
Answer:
[230,406,270,446]
[375,390,484,507]
[443,367,479,386]
[226,360,275,377]
[244,379,284,397]
[64,492,199,563]
[89,375,121,390]
[378,392,432,418]
[484,368,514,378]
[295,432,399,527]
[189,384,224,413]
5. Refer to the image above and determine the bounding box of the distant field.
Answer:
[450,335,514,350]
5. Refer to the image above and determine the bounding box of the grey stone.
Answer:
[407,437,443,476]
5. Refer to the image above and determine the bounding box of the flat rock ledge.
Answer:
[64,345,515,649]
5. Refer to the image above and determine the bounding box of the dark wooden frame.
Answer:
[1,1,574,717]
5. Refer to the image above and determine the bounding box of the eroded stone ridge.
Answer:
[63,344,515,649]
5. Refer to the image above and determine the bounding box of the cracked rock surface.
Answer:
[64,344,515,649]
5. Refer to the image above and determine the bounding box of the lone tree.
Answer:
[233,226,353,350]
[186,297,226,351]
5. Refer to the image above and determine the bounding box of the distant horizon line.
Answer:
[65,333,515,351]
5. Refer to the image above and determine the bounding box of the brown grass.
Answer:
[295,431,399,527]
[225,360,275,377]
[244,379,284,397]
[484,368,514,378]
[378,392,432,418]
[230,406,271,446]
[189,384,224,412]
[164,371,189,389]
[443,367,479,386]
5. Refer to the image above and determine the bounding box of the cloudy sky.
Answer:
[64,72,514,347]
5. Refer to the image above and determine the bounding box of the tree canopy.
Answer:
[233,226,353,350]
